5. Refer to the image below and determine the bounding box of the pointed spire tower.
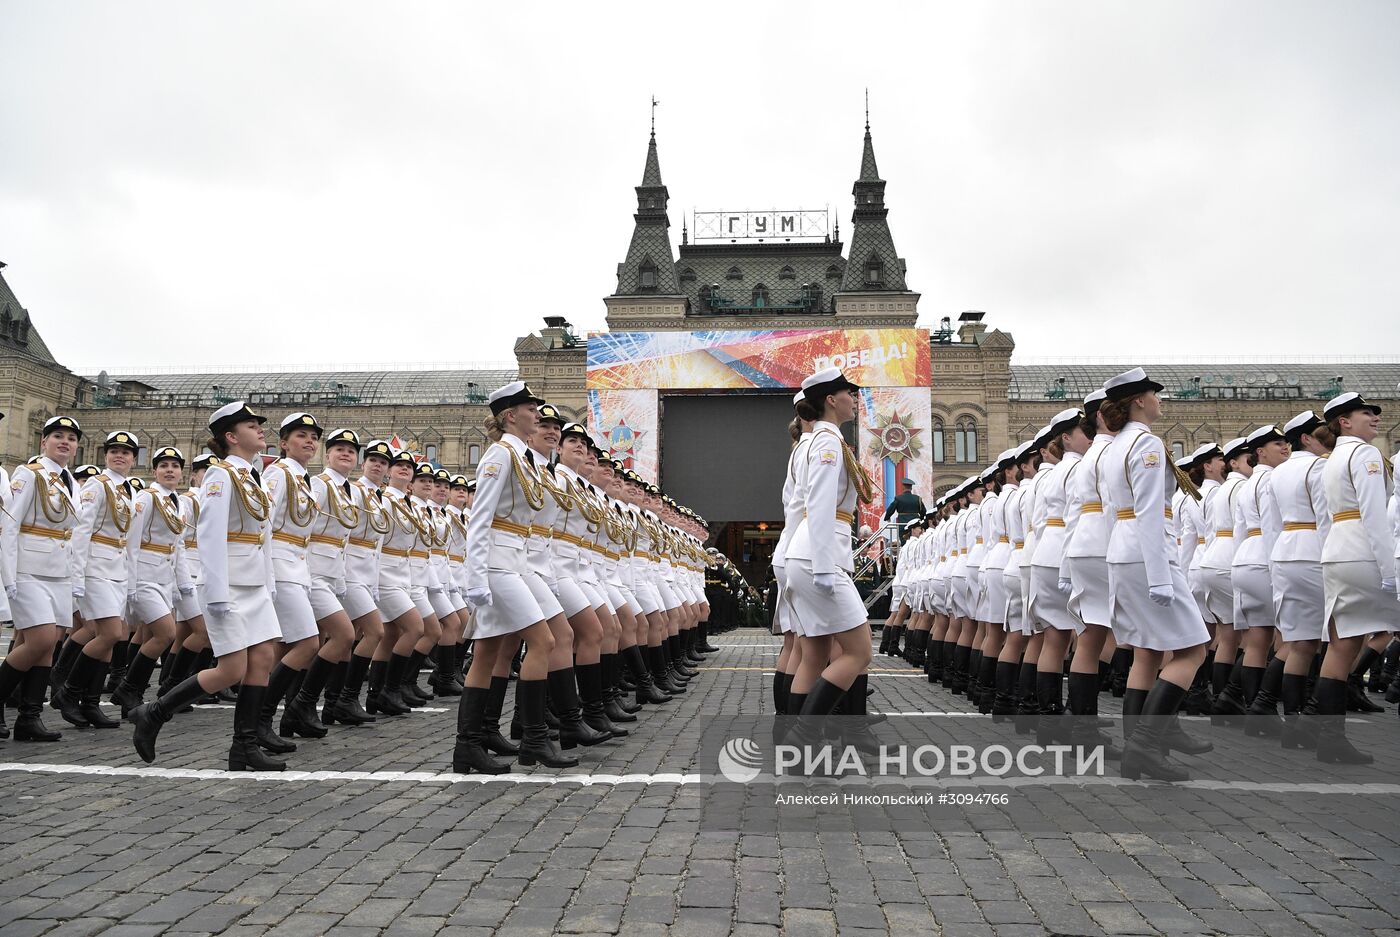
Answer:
[840,113,909,293]
[613,127,679,297]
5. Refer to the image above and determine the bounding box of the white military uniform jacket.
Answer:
[308,467,358,593]
[265,458,316,587]
[1232,466,1280,570]
[467,432,537,584]
[72,468,135,586]
[1322,436,1395,579]
[1062,434,1117,575]
[2,456,79,586]
[772,432,814,569]
[1199,473,1247,572]
[786,420,858,575]
[127,482,192,591]
[197,455,275,604]
[1032,453,1078,571]
[346,477,387,589]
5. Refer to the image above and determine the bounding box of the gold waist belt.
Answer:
[20,524,72,541]
[140,542,174,555]
[1215,530,1234,538]
[1333,510,1362,523]
[227,532,262,545]
[491,518,530,537]
[1081,502,1103,514]
[1282,522,1317,531]
[310,534,346,548]
[1244,528,1262,539]
[409,549,429,560]
[1044,518,1066,527]
[381,546,409,558]
[348,536,377,549]
[272,531,309,548]
[91,532,126,549]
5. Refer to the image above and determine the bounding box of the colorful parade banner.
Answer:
[857,386,934,535]
[586,389,659,482]
[587,328,930,391]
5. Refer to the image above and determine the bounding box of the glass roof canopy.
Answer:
[89,369,519,409]
[1010,363,1400,402]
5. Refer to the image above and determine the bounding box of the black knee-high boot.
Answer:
[626,645,671,705]
[112,650,161,719]
[991,661,1018,723]
[339,654,377,723]
[976,655,998,715]
[2,663,62,742]
[1035,670,1067,746]
[158,646,199,698]
[1314,677,1373,765]
[130,674,210,763]
[551,667,610,748]
[578,662,624,737]
[229,685,287,771]
[516,678,577,768]
[773,670,791,715]
[50,638,85,708]
[1013,663,1038,735]
[1279,671,1317,750]
[601,654,639,722]
[1347,648,1385,713]
[1245,656,1285,736]
[481,675,519,755]
[452,685,511,774]
[1121,679,1190,781]
[283,657,331,738]
[257,664,299,753]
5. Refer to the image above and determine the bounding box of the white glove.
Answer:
[465,587,492,608]
[5,584,17,599]
[207,601,232,617]
[371,586,380,601]
[1057,577,1073,596]
[1149,584,1174,607]
[1383,578,1397,595]
[813,572,839,595]
[428,586,444,595]
[178,583,196,597]
[72,584,86,599]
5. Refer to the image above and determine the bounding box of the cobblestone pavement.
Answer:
[3,633,1400,937]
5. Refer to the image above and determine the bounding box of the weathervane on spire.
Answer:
[864,88,870,132]
[651,96,659,137]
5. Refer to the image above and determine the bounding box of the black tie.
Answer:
[61,471,73,494]
[343,481,352,497]
[121,480,132,497]
[250,467,262,485]
[169,493,180,510]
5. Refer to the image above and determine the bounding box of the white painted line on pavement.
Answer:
[2,761,1398,794]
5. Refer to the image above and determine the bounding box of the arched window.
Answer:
[779,265,795,280]
[638,259,657,290]
[863,253,884,286]
[425,444,439,464]
[468,444,481,464]
[825,264,841,280]
[726,266,742,280]
[679,267,696,283]
[931,420,945,463]
[751,284,769,308]
[954,419,978,463]
[1171,441,1185,461]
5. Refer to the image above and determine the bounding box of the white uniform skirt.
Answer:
[978,565,1008,624]
[555,576,594,618]
[1323,561,1398,640]
[130,579,176,626]
[1231,564,1274,632]
[783,560,867,637]
[411,585,435,620]
[78,577,126,621]
[1003,567,1028,636]
[341,581,378,620]
[1188,566,1209,623]
[377,584,416,622]
[521,568,563,620]
[948,573,969,619]
[175,591,203,622]
[1199,565,1234,625]
[771,564,792,635]
[1271,561,1325,643]
[608,581,642,618]
[200,583,281,658]
[429,588,457,621]
[1031,564,1083,634]
[273,581,320,643]
[634,578,664,616]
[655,579,683,612]
[12,574,73,630]
[1108,560,1210,652]
[309,578,345,621]
[473,568,546,639]
[890,582,906,610]
[1065,556,1110,628]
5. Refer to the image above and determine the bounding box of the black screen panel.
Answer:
[660,394,794,522]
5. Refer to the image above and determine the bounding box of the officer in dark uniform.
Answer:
[883,478,927,529]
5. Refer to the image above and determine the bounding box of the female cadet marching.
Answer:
[258,412,331,749]
[303,428,371,725]
[157,453,212,699]
[334,438,389,720]
[1231,425,1290,734]
[1200,437,1251,718]
[426,468,466,696]
[112,446,194,717]
[1268,411,1333,748]
[55,429,142,730]
[452,381,573,773]
[1317,392,1395,763]
[131,401,285,770]
[0,415,83,743]
[783,367,876,718]
[1098,369,1211,781]
[771,391,814,714]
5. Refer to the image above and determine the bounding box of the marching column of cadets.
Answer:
[0,383,733,773]
[865,375,1398,778]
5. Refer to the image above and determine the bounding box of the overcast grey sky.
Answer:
[3,1,1397,371]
